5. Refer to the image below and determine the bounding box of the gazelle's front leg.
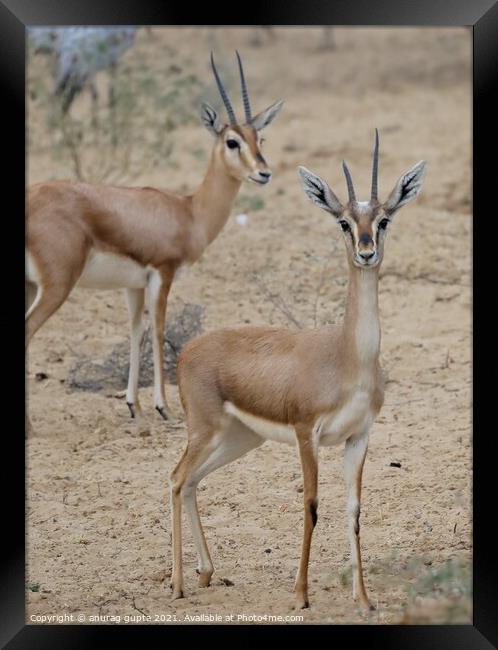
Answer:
[294,425,319,609]
[344,430,374,611]
[125,288,145,419]
[148,267,175,420]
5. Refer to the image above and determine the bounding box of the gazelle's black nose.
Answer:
[258,171,271,180]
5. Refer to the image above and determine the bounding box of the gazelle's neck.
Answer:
[191,149,242,250]
[342,265,381,365]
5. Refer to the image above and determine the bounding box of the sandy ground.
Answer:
[26,27,471,625]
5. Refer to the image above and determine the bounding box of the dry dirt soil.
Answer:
[26,27,471,625]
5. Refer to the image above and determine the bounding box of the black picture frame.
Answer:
[5,0,496,646]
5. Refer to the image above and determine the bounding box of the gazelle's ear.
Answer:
[298,166,343,218]
[201,102,224,136]
[384,161,427,215]
[250,99,284,131]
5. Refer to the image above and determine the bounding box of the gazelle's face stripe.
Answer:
[221,124,271,184]
[340,202,389,268]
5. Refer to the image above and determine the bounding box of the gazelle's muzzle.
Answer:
[250,169,272,185]
[356,232,377,265]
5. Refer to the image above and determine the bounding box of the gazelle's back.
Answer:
[28,181,192,268]
[177,325,349,426]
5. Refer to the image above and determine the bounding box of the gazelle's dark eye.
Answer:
[226,139,239,150]
[339,220,350,232]
[378,218,390,230]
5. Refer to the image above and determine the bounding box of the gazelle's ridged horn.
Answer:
[236,50,252,123]
[371,128,380,201]
[210,52,236,125]
[342,161,356,203]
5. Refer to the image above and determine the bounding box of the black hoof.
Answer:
[126,402,136,419]
[155,406,168,421]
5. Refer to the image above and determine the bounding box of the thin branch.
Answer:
[251,274,303,329]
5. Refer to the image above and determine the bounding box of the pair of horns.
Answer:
[342,128,380,203]
[210,51,252,125]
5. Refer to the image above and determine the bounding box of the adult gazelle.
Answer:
[26,52,283,422]
[170,131,426,608]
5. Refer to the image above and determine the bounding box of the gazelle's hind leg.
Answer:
[170,417,263,599]
[148,267,175,421]
[25,281,39,436]
[26,282,38,315]
[25,279,75,435]
[170,437,213,600]
[25,280,74,345]
[185,420,263,588]
[124,288,146,419]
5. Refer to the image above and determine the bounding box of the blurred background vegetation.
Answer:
[27,27,209,183]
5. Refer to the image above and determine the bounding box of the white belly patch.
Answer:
[224,391,375,449]
[77,250,150,289]
[223,402,296,445]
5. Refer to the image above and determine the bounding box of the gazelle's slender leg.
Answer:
[26,281,73,345]
[25,282,39,436]
[26,282,38,315]
[148,267,174,420]
[25,279,74,435]
[344,430,374,611]
[170,439,215,600]
[184,420,263,588]
[294,425,319,609]
[183,485,214,588]
[170,418,263,597]
[125,288,145,419]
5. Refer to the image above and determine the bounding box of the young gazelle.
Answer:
[170,131,427,609]
[26,52,283,421]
